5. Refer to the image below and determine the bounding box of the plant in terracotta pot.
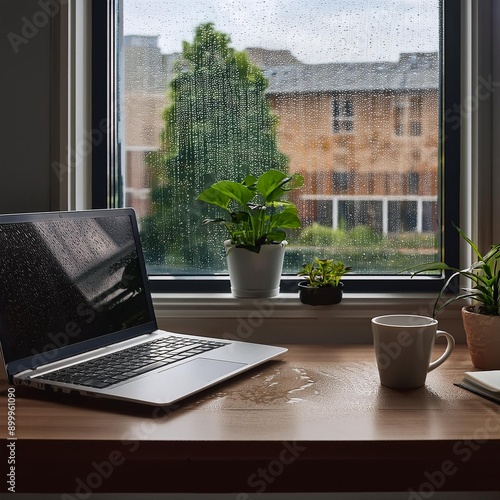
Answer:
[196,169,304,298]
[405,225,500,369]
[297,257,351,306]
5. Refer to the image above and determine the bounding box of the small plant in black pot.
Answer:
[298,258,351,306]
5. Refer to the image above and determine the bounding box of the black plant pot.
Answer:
[298,281,343,306]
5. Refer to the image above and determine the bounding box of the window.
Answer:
[408,172,419,195]
[394,103,404,136]
[93,0,462,293]
[393,96,424,137]
[388,201,418,232]
[410,121,422,136]
[333,171,351,194]
[332,97,355,133]
[409,96,423,136]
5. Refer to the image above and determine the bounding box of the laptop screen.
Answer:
[0,210,156,371]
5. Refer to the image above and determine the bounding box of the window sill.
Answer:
[152,292,467,344]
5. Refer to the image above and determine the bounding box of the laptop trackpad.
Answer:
[110,358,247,405]
[159,357,246,380]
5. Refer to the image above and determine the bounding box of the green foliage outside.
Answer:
[297,223,348,247]
[140,23,288,271]
[286,223,439,274]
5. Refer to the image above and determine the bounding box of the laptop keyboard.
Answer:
[35,336,227,389]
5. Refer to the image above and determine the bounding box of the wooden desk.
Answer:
[1,345,499,494]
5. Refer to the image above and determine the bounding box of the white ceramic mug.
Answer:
[371,314,455,389]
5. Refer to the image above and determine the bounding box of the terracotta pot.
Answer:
[462,306,500,370]
[298,281,343,306]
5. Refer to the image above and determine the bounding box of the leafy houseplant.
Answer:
[196,169,304,297]
[297,258,351,306]
[406,225,500,369]
[197,169,304,252]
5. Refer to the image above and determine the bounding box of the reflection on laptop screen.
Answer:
[0,214,153,364]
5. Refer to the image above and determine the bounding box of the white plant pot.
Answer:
[224,240,286,298]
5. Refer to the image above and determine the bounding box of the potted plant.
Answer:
[196,169,304,298]
[297,257,351,306]
[405,225,500,369]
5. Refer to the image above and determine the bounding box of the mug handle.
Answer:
[428,330,455,372]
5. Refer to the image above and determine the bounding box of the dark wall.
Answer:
[493,1,500,244]
[0,0,53,213]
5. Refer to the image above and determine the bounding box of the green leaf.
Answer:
[283,173,305,191]
[255,170,289,199]
[483,243,500,263]
[454,223,483,260]
[402,261,455,276]
[270,206,301,229]
[230,211,250,224]
[297,257,350,287]
[242,175,257,188]
[265,230,286,243]
[202,217,228,224]
[434,291,482,316]
[211,180,255,208]
[247,202,265,212]
[264,172,304,203]
[196,186,231,210]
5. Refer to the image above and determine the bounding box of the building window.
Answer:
[317,200,334,227]
[332,97,355,133]
[408,172,419,195]
[92,0,461,292]
[408,96,423,136]
[410,121,422,136]
[388,201,418,232]
[394,95,424,137]
[394,104,404,136]
[337,200,383,234]
[422,201,438,232]
[333,171,351,193]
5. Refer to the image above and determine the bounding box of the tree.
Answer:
[140,23,288,272]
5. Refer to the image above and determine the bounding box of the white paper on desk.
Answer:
[463,370,500,393]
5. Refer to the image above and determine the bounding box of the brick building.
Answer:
[124,37,439,233]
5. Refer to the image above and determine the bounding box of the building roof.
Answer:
[123,35,439,94]
[254,52,439,94]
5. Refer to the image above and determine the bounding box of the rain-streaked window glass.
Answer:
[121,0,441,276]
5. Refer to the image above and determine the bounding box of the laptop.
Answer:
[0,208,287,406]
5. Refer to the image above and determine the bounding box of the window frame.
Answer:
[91,0,122,210]
[92,0,461,295]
